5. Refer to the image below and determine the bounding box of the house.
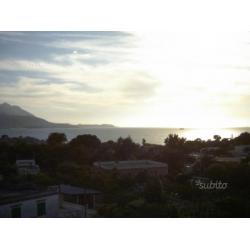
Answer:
[0,184,101,218]
[141,144,164,157]
[189,152,202,160]
[94,160,168,176]
[0,189,59,218]
[214,156,243,164]
[200,147,220,156]
[16,159,40,175]
[232,145,250,157]
[57,184,101,217]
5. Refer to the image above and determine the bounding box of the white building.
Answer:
[0,185,101,218]
[215,156,243,164]
[57,185,101,218]
[16,159,40,175]
[233,145,250,157]
[0,190,59,218]
[94,160,168,176]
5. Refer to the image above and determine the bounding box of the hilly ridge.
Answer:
[0,103,114,129]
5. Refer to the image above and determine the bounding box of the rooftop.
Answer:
[0,189,58,205]
[16,159,38,167]
[16,159,35,163]
[215,156,244,163]
[95,160,167,170]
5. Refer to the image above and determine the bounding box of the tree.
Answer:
[56,162,90,185]
[68,135,101,164]
[164,134,186,149]
[161,134,187,175]
[0,163,17,177]
[234,132,250,145]
[69,134,101,149]
[47,133,67,145]
[115,137,139,160]
[213,135,221,142]
[144,178,164,203]
[204,163,227,179]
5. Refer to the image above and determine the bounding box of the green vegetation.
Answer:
[1,132,250,217]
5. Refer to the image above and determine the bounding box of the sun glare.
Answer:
[129,31,250,128]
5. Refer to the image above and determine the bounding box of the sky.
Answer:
[0,31,250,128]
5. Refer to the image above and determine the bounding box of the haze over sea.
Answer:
[1,127,250,145]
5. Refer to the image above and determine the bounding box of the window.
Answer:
[11,205,22,218]
[37,200,46,217]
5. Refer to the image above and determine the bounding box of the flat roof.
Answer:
[95,160,167,170]
[215,157,243,163]
[0,189,58,205]
[16,159,35,162]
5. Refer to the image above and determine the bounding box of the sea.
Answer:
[0,127,250,145]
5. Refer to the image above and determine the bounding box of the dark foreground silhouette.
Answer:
[0,132,250,217]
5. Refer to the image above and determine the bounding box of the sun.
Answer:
[127,31,249,128]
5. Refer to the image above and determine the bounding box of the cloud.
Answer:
[1,31,250,127]
[121,73,160,101]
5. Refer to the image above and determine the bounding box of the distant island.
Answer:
[0,103,115,129]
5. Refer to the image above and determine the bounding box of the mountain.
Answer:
[0,103,62,128]
[0,103,115,129]
[0,103,33,117]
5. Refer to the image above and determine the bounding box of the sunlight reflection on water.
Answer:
[0,127,250,145]
[179,128,238,141]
